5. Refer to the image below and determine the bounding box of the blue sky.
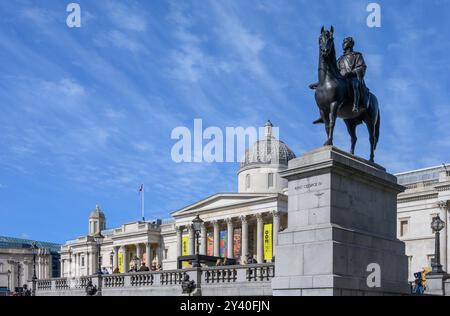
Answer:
[1,0,449,243]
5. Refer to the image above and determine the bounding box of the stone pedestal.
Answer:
[426,273,449,296]
[272,146,409,296]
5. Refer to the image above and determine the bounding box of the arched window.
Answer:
[246,174,251,189]
[268,173,274,188]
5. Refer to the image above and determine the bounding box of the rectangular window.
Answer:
[408,256,413,280]
[268,173,274,188]
[164,249,168,260]
[400,220,409,237]
[81,257,85,267]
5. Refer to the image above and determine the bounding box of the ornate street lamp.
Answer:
[431,215,446,273]
[31,242,38,296]
[93,232,104,275]
[192,214,204,255]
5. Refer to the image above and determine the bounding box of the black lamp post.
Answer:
[110,250,114,271]
[192,214,204,256]
[93,232,104,275]
[431,215,446,273]
[31,242,38,296]
[17,262,22,290]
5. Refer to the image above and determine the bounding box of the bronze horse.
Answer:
[314,26,380,162]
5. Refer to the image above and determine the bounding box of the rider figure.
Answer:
[310,37,368,124]
[338,37,367,113]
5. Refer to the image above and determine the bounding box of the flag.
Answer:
[139,184,144,194]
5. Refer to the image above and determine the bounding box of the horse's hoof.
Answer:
[324,140,333,146]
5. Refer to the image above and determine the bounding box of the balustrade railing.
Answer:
[33,263,275,294]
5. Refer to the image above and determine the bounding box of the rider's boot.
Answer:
[309,83,319,90]
[313,117,324,124]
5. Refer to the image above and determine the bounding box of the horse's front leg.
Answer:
[324,102,339,146]
[320,109,331,146]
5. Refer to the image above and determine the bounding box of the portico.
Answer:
[172,194,287,264]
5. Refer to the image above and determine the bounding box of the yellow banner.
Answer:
[182,236,189,268]
[263,223,273,261]
[118,252,123,273]
[182,236,189,255]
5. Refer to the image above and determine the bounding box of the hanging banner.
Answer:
[263,223,273,261]
[118,252,123,273]
[219,230,227,258]
[207,231,214,256]
[233,228,242,260]
[182,235,190,268]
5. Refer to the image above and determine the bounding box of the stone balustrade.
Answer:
[31,263,275,296]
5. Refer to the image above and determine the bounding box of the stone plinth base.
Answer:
[272,146,409,296]
[427,273,449,296]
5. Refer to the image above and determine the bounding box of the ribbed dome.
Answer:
[89,205,105,219]
[240,121,296,168]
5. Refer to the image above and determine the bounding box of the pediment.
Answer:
[171,193,279,217]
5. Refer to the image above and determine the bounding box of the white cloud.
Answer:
[41,79,85,98]
[94,30,147,53]
[107,2,147,32]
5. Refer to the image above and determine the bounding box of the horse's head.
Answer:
[319,26,335,58]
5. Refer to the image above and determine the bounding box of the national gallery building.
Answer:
[59,122,450,283]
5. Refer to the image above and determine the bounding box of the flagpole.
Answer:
[142,184,145,222]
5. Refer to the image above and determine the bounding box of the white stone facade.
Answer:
[0,238,58,291]
[396,164,450,281]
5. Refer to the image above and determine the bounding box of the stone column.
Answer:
[256,213,264,263]
[200,223,207,255]
[156,246,162,265]
[145,243,152,267]
[227,218,234,259]
[447,207,450,273]
[188,225,195,255]
[113,247,119,272]
[213,220,220,257]
[176,226,183,258]
[272,211,281,259]
[37,254,42,279]
[120,246,128,273]
[75,253,81,277]
[60,259,64,278]
[241,216,248,264]
[135,244,142,261]
[438,200,449,272]
[74,253,77,277]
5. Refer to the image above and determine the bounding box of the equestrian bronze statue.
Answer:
[310,26,380,162]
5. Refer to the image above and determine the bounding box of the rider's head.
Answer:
[343,37,354,51]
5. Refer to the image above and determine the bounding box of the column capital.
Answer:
[256,213,264,222]
[240,215,248,224]
[175,226,183,233]
[271,210,281,218]
[212,219,220,226]
[226,217,234,225]
[437,200,450,210]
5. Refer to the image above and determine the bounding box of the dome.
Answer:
[89,205,105,220]
[240,121,296,169]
